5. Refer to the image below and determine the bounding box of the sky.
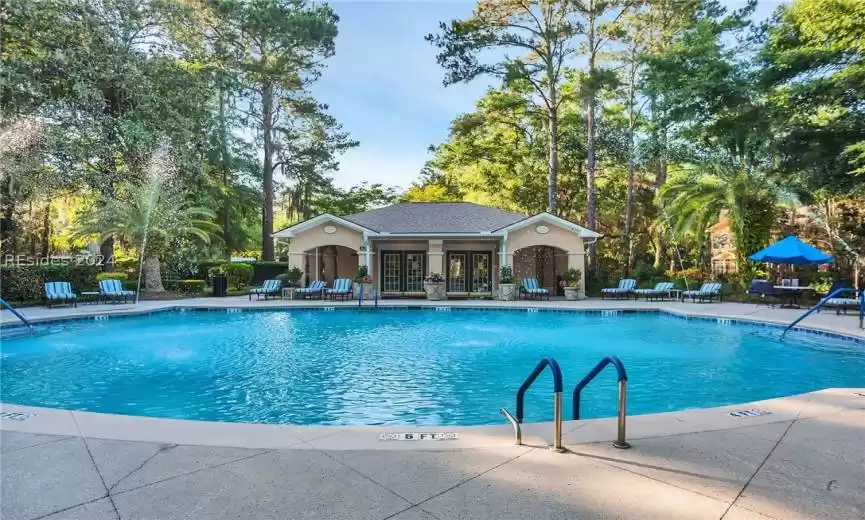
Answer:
[311,0,787,191]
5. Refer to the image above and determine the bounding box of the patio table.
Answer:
[772,286,813,309]
[80,291,101,305]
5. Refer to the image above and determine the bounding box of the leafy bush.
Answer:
[96,271,131,288]
[1,264,101,303]
[500,265,513,284]
[177,280,206,294]
[634,263,666,285]
[217,262,252,290]
[276,266,303,287]
[355,264,371,283]
[563,268,582,288]
[425,273,445,283]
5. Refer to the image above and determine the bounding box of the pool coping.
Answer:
[3,388,864,451]
[2,299,863,343]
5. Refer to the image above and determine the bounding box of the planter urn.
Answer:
[424,282,447,301]
[498,283,517,301]
[354,282,375,300]
[564,286,580,301]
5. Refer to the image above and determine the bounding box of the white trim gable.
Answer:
[271,214,375,238]
[495,213,602,238]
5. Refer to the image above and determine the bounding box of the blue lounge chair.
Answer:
[520,277,549,300]
[682,282,723,303]
[296,280,326,299]
[745,279,779,307]
[44,281,78,308]
[99,279,136,304]
[249,279,282,300]
[326,278,353,301]
[820,281,859,314]
[634,282,675,301]
[601,279,636,300]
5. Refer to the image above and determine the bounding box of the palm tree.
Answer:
[659,161,799,277]
[77,182,219,292]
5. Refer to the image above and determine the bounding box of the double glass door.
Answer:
[447,252,491,294]
[380,251,426,293]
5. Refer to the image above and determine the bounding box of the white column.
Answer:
[315,247,320,281]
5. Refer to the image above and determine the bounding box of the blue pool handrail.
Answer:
[501,357,564,451]
[572,356,630,449]
[781,287,861,338]
[0,297,34,331]
[515,357,563,422]
[357,285,379,308]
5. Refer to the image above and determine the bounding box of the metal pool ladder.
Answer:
[500,357,565,452]
[0,297,34,332]
[573,356,630,449]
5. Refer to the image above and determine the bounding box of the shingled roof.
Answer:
[341,202,527,233]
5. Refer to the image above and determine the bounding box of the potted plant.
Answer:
[354,265,374,300]
[280,266,303,288]
[424,273,447,301]
[498,265,517,301]
[563,268,582,301]
[208,265,228,297]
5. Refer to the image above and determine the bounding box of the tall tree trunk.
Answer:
[261,83,275,261]
[219,89,232,256]
[651,95,667,268]
[624,46,637,274]
[585,21,598,271]
[0,177,15,254]
[547,94,559,215]
[142,254,165,292]
[28,201,36,257]
[40,200,50,257]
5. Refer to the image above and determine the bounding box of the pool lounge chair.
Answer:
[745,280,779,308]
[601,279,636,300]
[820,282,859,315]
[634,282,675,301]
[44,281,78,308]
[296,280,326,299]
[326,278,353,301]
[520,278,549,300]
[681,282,723,303]
[99,279,136,304]
[249,279,282,300]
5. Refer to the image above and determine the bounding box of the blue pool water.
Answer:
[1,309,863,426]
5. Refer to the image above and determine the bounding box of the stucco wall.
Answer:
[505,220,587,296]
[289,221,364,253]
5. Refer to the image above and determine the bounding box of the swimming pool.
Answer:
[1,308,863,426]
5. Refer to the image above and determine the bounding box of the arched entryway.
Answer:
[302,245,359,286]
[512,246,568,296]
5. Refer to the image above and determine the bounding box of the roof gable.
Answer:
[495,213,602,238]
[342,202,526,234]
[272,214,373,238]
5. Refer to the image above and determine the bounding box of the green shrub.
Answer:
[500,265,513,284]
[563,268,582,288]
[277,266,303,287]
[177,279,206,294]
[209,262,252,290]
[0,264,101,303]
[96,271,131,288]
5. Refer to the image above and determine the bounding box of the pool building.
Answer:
[272,202,602,298]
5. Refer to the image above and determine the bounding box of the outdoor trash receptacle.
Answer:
[212,274,228,297]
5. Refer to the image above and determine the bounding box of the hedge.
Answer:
[1,265,101,303]
[164,279,207,294]
[194,260,289,285]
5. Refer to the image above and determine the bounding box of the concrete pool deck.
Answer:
[2,298,864,519]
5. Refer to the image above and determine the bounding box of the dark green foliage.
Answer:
[163,279,207,294]
[1,265,101,303]
[208,262,252,290]
[499,265,513,284]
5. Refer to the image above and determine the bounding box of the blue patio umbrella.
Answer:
[749,235,834,265]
